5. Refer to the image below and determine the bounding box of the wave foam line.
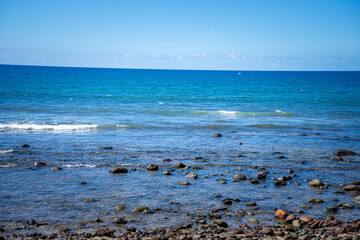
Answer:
[61,164,97,168]
[0,124,99,131]
[0,149,14,154]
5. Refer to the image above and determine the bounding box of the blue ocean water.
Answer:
[0,65,359,232]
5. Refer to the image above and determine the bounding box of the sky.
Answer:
[0,0,359,70]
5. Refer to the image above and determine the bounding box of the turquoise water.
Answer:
[0,65,359,231]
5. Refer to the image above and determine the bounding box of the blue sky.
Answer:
[0,0,359,70]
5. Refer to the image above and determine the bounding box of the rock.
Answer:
[245,201,256,206]
[126,227,136,232]
[275,181,287,186]
[286,169,294,173]
[343,185,360,191]
[294,182,301,186]
[113,217,127,224]
[275,209,287,219]
[353,196,360,205]
[335,149,357,156]
[292,220,302,228]
[326,206,338,213]
[176,162,186,169]
[109,167,128,173]
[213,219,228,228]
[116,205,125,210]
[147,164,159,171]
[285,214,296,223]
[186,172,198,179]
[233,174,246,181]
[342,203,354,209]
[34,161,46,167]
[299,216,313,223]
[132,206,149,213]
[80,181,87,184]
[162,158,172,162]
[308,198,324,203]
[250,179,259,184]
[51,166,63,170]
[177,180,191,185]
[309,179,324,187]
[99,147,113,150]
[215,194,221,198]
[93,229,115,237]
[85,198,96,202]
[257,172,267,179]
[212,133,222,137]
[222,199,232,205]
[248,218,259,225]
[29,219,37,225]
[350,180,360,185]
[333,190,345,194]
[21,144,31,147]
[259,227,274,235]
[163,170,172,175]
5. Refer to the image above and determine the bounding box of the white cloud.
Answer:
[229,53,238,60]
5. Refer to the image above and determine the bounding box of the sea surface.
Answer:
[0,65,359,232]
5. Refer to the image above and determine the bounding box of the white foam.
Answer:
[0,124,98,131]
[116,124,129,128]
[158,102,164,105]
[0,164,16,168]
[275,110,283,113]
[0,149,13,154]
[217,110,238,116]
[62,164,96,168]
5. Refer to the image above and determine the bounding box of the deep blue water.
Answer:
[0,65,359,232]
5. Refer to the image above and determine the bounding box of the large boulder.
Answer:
[110,167,128,174]
[233,174,246,181]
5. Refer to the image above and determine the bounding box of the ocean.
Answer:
[0,65,359,232]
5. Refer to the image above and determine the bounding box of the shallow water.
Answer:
[0,65,359,232]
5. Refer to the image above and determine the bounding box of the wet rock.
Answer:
[85,198,96,202]
[176,162,186,169]
[342,203,354,209]
[353,196,360,205]
[51,166,63,170]
[215,194,221,198]
[294,182,301,186]
[286,169,294,173]
[163,170,172,175]
[257,172,267,179]
[308,198,324,203]
[299,216,313,223]
[259,227,274,235]
[212,133,222,137]
[292,220,302,228]
[246,211,255,216]
[99,147,113,150]
[275,209,288,219]
[333,190,345,194]
[21,144,31,147]
[109,167,128,173]
[177,180,191,185]
[147,164,159,171]
[222,199,232,205]
[116,205,125,210]
[309,179,324,187]
[335,149,357,156]
[350,180,360,185]
[132,206,149,213]
[29,219,37,225]
[326,206,338,213]
[275,181,287,186]
[93,229,115,237]
[233,174,246,181]
[213,219,228,228]
[113,217,127,224]
[34,161,46,167]
[343,185,360,191]
[186,172,198,179]
[245,201,256,206]
[250,179,259,184]
[248,218,259,225]
[80,181,87,184]
[162,158,172,162]
[285,214,296,223]
[277,155,285,159]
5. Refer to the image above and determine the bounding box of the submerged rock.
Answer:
[343,185,360,191]
[34,161,46,167]
[109,167,128,174]
[353,196,360,205]
[147,164,159,171]
[113,217,127,224]
[99,147,113,150]
[335,149,357,156]
[257,172,267,179]
[186,172,198,179]
[51,166,63,170]
[212,133,222,137]
[162,170,172,175]
[131,206,149,213]
[308,198,324,203]
[309,179,324,187]
[21,144,31,148]
[233,174,246,181]
[176,162,186,169]
[177,180,191,185]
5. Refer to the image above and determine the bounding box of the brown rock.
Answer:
[176,162,186,168]
[259,227,274,235]
[285,214,296,223]
[213,219,228,228]
[228,229,244,234]
[275,209,288,219]
[147,164,159,171]
[299,216,313,223]
[93,229,115,237]
[109,167,128,174]
[212,133,222,137]
[343,185,360,191]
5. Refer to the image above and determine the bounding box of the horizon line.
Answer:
[0,63,359,72]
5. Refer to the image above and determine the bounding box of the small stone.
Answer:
[275,181,287,186]
[99,147,113,150]
[162,158,172,162]
[213,219,228,228]
[93,229,115,237]
[21,144,31,148]
[85,198,96,202]
[353,196,360,205]
[222,199,232,205]
[275,209,288,219]
[116,205,125,210]
[250,179,259,184]
[80,181,87,184]
[335,149,357,156]
[333,190,345,194]
[186,172,198,179]
[286,169,294,173]
[259,227,274,235]
[343,185,360,191]
[285,214,296,223]
[248,218,259,225]
[299,216,313,223]
[147,164,159,171]
[163,170,172,175]
[309,179,324,187]
[326,206,338,213]
[177,180,191,185]
[245,201,256,206]
[292,219,302,228]
[215,194,221,198]
[257,172,267,179]
[294,182,301,186]
[51,166,63,170]
[176,162,186,168]
[308,198,324,203]
[34,161,46,167]
[233,174,246,181]
[131,206,149,212]
[212,133,222,137]
[29,219,37,225]
[342,203,354,209]
[113,217,127,224]
[109,167,128,174]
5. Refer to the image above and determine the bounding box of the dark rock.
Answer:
[85,198,96,202]
[176,162,186,168]
[233,174,246,181]
[21,144,31,148]
[213,219,228,228]
[212,133,222,137]
[51,166,63,170]
[80,181,87,185]
[222,199,232,205]
[109,167,128,173]
[257,172,267,180]
[335,149,357,156]
[162,158,172,162]
[162,170,172,175]
[277,155,285,159]
[326,206,338,213]
[29,219,37,225]
[215,194,221,198]
[250,179,259,184]
[132,206,149,213]
[34,161,46,167]
[286,169,294,173]
[248,218,259,225]
[116,205,125,210]
[186,172,198,179]
[352,196,360,205]
[245,201,256,206]
[350,180,360,185]
[259,227,274,235]
[113,217,127,224]
[93,229,115,237]
[177,180,191,185]
[147,164,159,171]
[275,181,287,186]
[99,147,113,150]
[126,227,137,232]
[309,179,324,187]
[343,185,360,191]
[308,198,324,203]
